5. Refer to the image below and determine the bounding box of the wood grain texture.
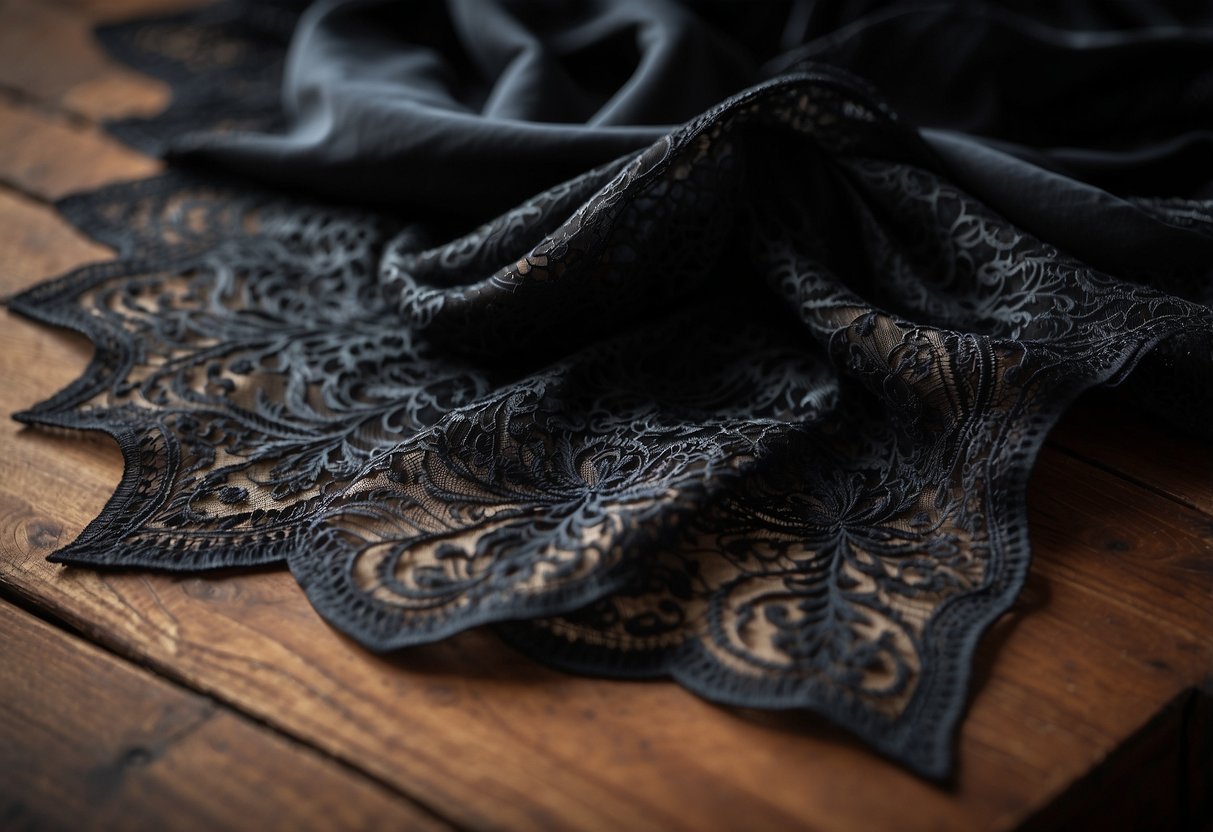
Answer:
[0,95,158,200]
[0,600,446,831]
[1050,394,1213,517]
[0,3,1210,830]
[0,0,170,122]
[0,187,110,280]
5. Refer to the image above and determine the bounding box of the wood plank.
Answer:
[2,188,1210,830]
[0,599,447,831]
[0,95,158,201]
[1050,394,1213,517]
[1019,689,1209,831]
[0,0,169,122]
[0,188,110,280]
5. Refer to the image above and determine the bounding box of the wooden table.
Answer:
[1,1,1210,829]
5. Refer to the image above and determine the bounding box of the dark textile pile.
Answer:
[10,0,1213,777]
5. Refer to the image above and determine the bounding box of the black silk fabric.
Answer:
[10,0,1213,777]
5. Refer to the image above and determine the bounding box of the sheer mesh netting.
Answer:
[8,3,1213,778]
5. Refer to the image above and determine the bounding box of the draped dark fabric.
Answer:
[9,0,1213,778]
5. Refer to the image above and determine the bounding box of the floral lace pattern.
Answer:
[9,4,1213,778]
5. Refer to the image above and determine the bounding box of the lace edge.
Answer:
[499,320,1210,779]
[7,274,292,571]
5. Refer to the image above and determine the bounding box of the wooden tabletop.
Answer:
[1,1,1211,829]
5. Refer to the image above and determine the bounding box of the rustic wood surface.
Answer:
[0,1,1210,829]
[0,600,447,831]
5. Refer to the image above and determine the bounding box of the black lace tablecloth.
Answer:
[10,0,1213,777]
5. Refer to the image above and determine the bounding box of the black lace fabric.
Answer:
[8,1,1213,778]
